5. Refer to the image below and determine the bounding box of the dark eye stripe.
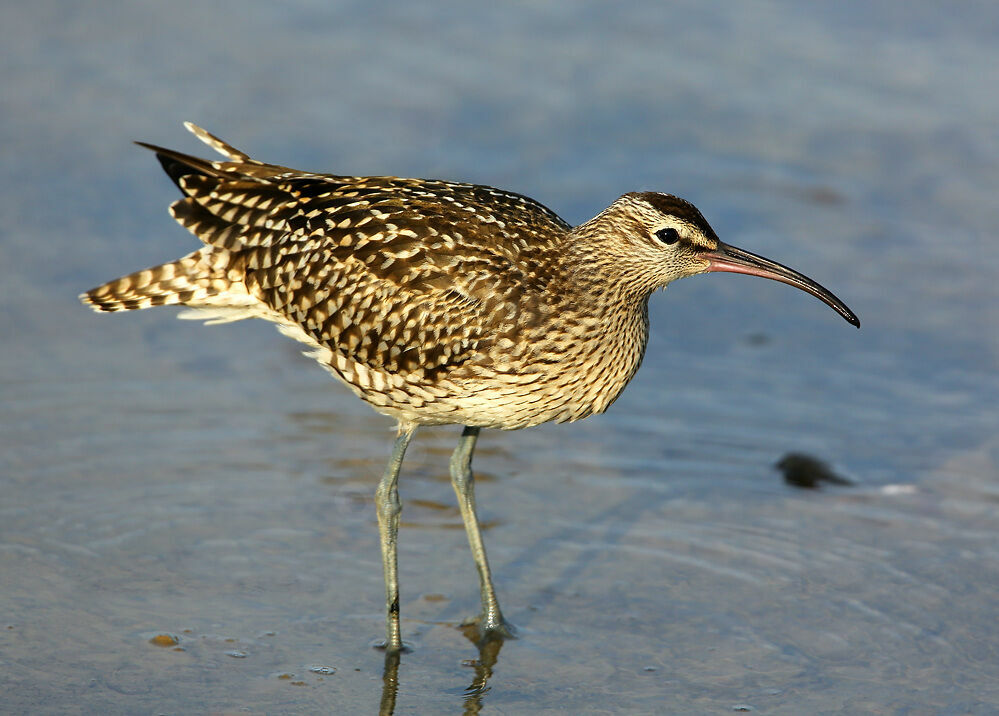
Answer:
[655,227,680,245]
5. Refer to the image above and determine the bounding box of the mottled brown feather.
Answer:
[82,125,716,429]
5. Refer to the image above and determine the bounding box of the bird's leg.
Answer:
[449,426,516,639]
[374,423,416,652]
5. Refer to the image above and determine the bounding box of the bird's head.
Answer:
[581,192,859,327]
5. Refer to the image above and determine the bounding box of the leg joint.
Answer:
[375,485,401,519]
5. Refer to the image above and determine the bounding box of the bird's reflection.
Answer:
[378,651,401,716]
[377,627,510,715]
[458,626,507,715]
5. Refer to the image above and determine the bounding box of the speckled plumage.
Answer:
[82,124,715,431]
[82,124,856,652]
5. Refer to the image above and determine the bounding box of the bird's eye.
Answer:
[655,227,681,245]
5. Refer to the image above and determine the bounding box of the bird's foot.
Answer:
[371,638,414,654]
[460,613,518,644]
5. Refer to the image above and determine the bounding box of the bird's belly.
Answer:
[254,297,646,431]
[409,351,642,430]
[351,323,647,429]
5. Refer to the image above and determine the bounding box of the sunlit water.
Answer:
[2,2,998,713]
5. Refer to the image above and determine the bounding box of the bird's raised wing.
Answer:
[142,126,570,380]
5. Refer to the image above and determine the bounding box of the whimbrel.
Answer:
[82,123,859,652]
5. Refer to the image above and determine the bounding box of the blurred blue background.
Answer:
[2,2,998,712]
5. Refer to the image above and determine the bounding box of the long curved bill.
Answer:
[704,242,860,327]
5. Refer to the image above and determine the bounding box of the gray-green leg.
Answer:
[449,426,516,639]
[374,423,416,652]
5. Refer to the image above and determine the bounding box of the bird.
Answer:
[81,123,859,653]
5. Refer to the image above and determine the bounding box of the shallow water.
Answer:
[3,2,999,713]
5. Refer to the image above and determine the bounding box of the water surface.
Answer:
[2,2,998,713]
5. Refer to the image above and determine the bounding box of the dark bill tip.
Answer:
[705,242,860,328]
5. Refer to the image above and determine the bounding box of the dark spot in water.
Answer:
[804,186,845,205]
[776,452,855,489]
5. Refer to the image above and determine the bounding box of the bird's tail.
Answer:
[80,247,233,313]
